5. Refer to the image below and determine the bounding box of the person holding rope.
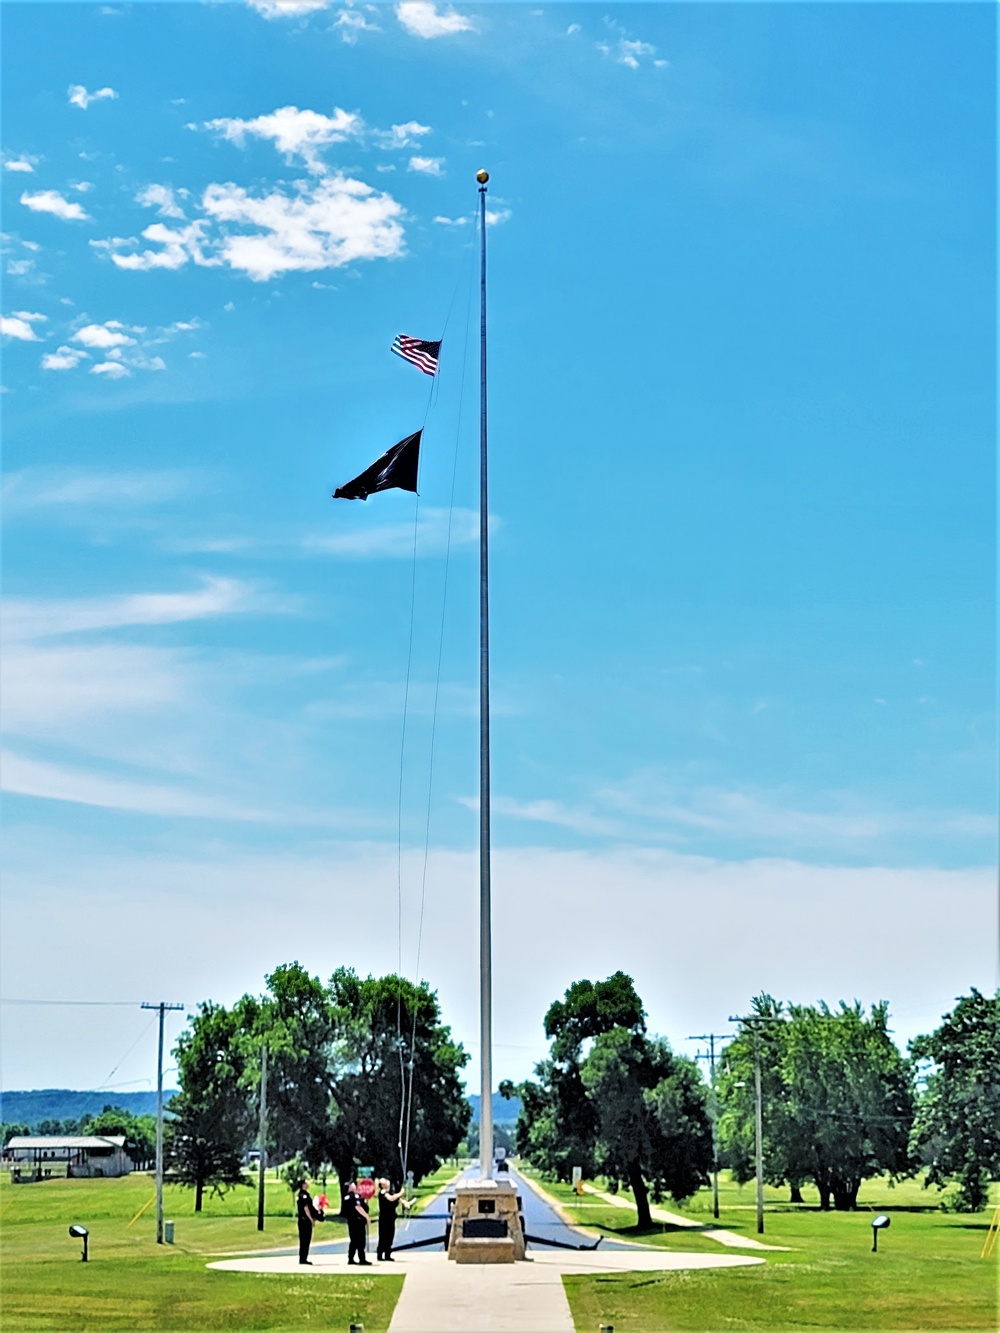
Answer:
[343,1180,371,1265]
[376,1178,412,1261]
[295,1178,320,1265]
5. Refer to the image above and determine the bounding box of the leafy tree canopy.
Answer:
[910,989,1000,1211]
[718,995,915,1211]
[81,1106,156,1169]
[171,963,470,1201]
[511,973,711,1226]
[169,1002,255,1210]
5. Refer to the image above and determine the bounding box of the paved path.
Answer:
[208,1168,764,1331]
[580,1183,790,1251]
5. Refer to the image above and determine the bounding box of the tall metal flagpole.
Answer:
[476,168,493,1184]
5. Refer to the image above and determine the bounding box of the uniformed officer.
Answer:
[343,1180,371,1265]
[295,1179,319,1265]
[376,1178,411,1261]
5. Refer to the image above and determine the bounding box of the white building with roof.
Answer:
[5,1135,134,1181]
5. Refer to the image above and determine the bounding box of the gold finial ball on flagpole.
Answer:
[476,169,489,184]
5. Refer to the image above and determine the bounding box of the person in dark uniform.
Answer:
[376,1178,411,1261]
[295,1179,319,1265]
[343,1180,371,1265]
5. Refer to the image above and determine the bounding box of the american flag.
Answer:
[391,334,441,377]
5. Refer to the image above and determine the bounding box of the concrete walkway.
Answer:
[206,1170,768,1331]
[207,1248,764,1332]
[580,1183,789,1251]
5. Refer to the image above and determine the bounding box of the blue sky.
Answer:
[1,1,995,1096]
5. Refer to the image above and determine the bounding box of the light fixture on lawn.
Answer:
[68,1224,89,1261]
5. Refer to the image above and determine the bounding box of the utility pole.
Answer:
[257,1044,268,1231]
[728,1012,782,1235]
[753,1027,764,1234]
[141,1001,184,1244]
[688,1032,729,1220]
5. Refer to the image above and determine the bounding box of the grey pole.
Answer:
[709,1034,720,1220]
[729,1013,782,1236]
[477,168,493,1184]
[688,1032,729,1220]
[257,1044,268,1231]
[754,1031,764,1234]
[142,1001,183,1244]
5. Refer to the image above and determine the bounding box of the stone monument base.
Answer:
[447,1178,526,1264]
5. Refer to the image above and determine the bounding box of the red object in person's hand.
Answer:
[357,1178,376,1200]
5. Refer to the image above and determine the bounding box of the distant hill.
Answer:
[2,1087,521,1131]
[468,1092,521,1125]
[0,1089,178,1127]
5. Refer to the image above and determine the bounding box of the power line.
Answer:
[1,998,144,1007]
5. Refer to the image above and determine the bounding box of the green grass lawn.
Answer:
[525,1170,1000,1331]
[0,1170,409,1331]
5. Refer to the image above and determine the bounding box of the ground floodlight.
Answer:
[68,1225,89,1261]
[871,1214,890,1252]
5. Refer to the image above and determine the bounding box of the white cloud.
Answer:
[333,8,380,41]
[91,360,130,379]
[2,467,198,509]
[375,120,432,150]
[395,0,474,38]
[136,184,186,219]
[95,221,214,272]
[3,158,36,174]
[1,311,46,342]
[205,105,363,174]
[566,22,580,35]
[6,259,35,277]
[595,19,664,70]
[19,190,90,221]
[247,0,333,17]
[67,84,118,109]
[71,320,138,349]
[408,155,444,176]
[4,576,275,642]
[1,749,265,821]
[199,175,404,281]
[41,345,89,371]
[304,506,481,558]
[71,181,94,193]
[433,214,469,226]
[486,207,511,227]
[128,352,167,372]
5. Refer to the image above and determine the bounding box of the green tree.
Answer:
[237,963,340,1169]
[170,1002,255,1210]
[510,973,645,1181]
[0,1122,30,1145]
[719,997,914,1210]
[36,1117,81,1136]
[81,1106,156,1169]
[322,968,469,1186]
[581,1028,712,1226]
[509,973,712,1226]
[231,963,469,1189]
[910,989,1000,1211]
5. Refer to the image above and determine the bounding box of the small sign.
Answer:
[358,1178,376,1200]
[358,1166,375,1178]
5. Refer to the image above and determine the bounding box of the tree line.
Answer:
[5,970,992,1218]
[503,976,999,1218]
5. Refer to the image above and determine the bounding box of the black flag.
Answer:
[333,430,421,501]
